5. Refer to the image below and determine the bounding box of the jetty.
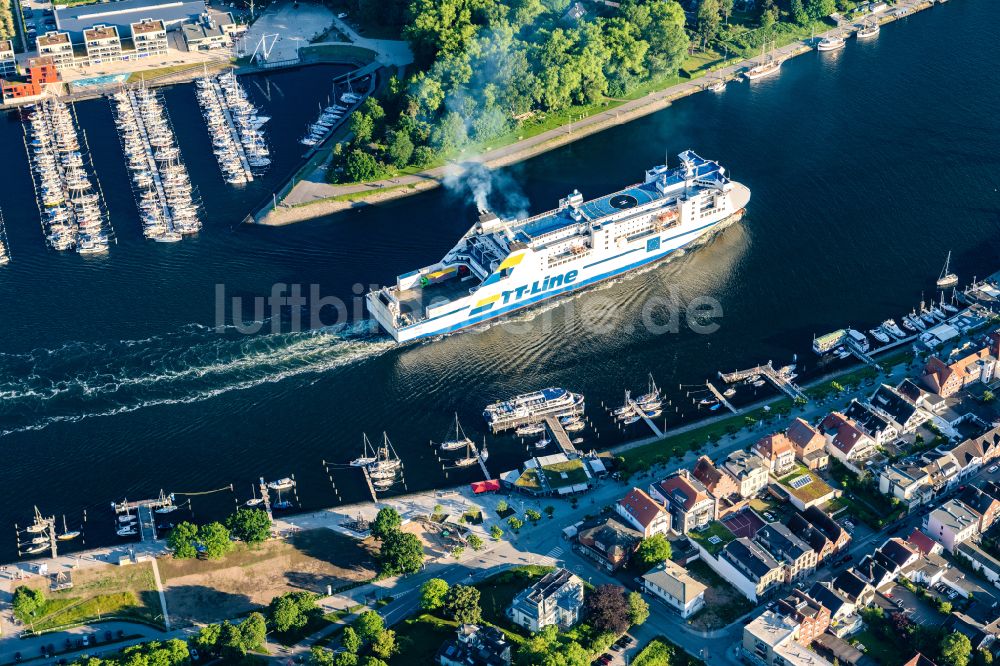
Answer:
[624,395,665,437]
[542,415,580,456]
[705,381,739,414]
[719,361,807,402]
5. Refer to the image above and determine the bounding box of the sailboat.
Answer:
[57,515,80,541]
[436,414,473,452]
[937,251,959,288]
[155,491,178,514]
[370,433,402,476]
[245,483,264,507]
[351,433,378,467]
[449,439,479,468]
[745,41,781,81]
[636,374,661,405]
[940,291,959,314]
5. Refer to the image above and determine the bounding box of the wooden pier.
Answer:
[258,478,274,521]
[542,416,581,456]
[475,442,491,480]
[624,396,664,437]
[719,361,807,402]
[137,505,157,542]
[705,382,738,414]
[360,467,379,504]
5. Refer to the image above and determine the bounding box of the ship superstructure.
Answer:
[367,150,751,342]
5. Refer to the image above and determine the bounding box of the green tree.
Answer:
[192,623,222,655]
[379,530,424,575]
[586,585,631,635]
[342,626,362,654]
[544,506,555,518]
[451,546,465,559]
[386,131,415,168]
[167,521,199,559]
[353,610,385,644]
[508,516,523,531]
[344,149,386,183]
[790,0,809,25]
[361,97,385,123]
[431,111,469,152]
[335,654,360,666]
[268,591,316,634]
[225,508,271,544]
[627,592,649,626]
[636,534,673,568]
[490,524,504,540]
[11,586,44,622]
[349,112,375,143]
[197,522,233,560]
[412,145,435,167]
[218,621,248,660]
[239,612,267,652]
[525,509,542,522]
[983,390,995,403]
[496,500,509,514]
[309,646,337,666]
[371,629,397,659]
[806,0,836,19]
[975,648,994,666]
[467,534,484,551]
[445,584,482,624]
[697,0,721,48]
[420,578,450,610]
[940,632,973,666]
[371,506,402,541]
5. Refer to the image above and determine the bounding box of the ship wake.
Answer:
[0,321,394,437]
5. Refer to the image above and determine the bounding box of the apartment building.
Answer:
[0,40,16,78]
[37,31,74,67]
[83,24,123,64]
[615,487,670,538]
[130,18,168,57]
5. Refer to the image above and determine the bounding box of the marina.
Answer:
[195,70,271,184]
[23,99,113,254]
[111,86,201,241]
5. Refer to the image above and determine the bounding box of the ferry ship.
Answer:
[366,151,751,342]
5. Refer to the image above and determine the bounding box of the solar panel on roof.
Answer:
[789,475,813,489]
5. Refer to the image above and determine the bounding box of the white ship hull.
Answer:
[367,152,751,343]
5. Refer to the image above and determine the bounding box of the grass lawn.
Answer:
[541,460,590,489]
[633,636,704,666]
[125,62,223,83]
[687,521,736,556]
[300,43,377,64]
[851,629,902,666]
[475,566,553,630]
[390,613,459,665]
[514,468,543,492]
[18,563,162,633]
[620,398,793,473]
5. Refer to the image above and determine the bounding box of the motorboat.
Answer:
[117,526,138,537]
[856,21,880,39]
[817,35,846,51]
[723,387,736,398]
[534,438,550,449]
[882,319,906,339]
[516,423,545,436]
[118,514,137,523]
[268,477,295,491]
[869,327,890,344]
[564,421,585,432]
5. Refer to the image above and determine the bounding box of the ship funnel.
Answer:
[477,209,503,231]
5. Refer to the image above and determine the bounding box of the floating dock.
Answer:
[542,416,580,456]
[624,395,665,437]
[705,382,739,414]
[719,361,807,402]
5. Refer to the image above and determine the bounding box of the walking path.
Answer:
[149,558,170,631]
[264,0,933,224]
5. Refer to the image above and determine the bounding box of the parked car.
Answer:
[989,465,998,473]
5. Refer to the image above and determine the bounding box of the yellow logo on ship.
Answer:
[498,253,526,270]
[474,294,501,309]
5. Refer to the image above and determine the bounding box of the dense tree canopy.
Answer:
[586,584,632,635]
[370,507,403,541]
[444,584,482,624]
[635,534,672,568]
[332,0,691,184]
[420,578,450,610]
[379,530,424,575]
[225,507,272,544]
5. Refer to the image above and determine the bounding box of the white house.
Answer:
[642,560,707,618]
[615,487,670,538]
[509,568,585,632]
[922,499,980,553]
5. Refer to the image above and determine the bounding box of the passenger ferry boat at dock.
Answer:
[484,387,583,433]
[367,151,750,342]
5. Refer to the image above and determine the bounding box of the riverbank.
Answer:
[260,0,935,225]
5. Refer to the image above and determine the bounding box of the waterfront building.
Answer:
[182,12,244,51]
[83,25,123,64]
[615,487,670,538]
[722,449,770,498]
[648,470,716,534]
[785,418,828,470]
[641,560,706,618]
[55,0,206,40]
[130,19,168,58]
[1,57,59,105]
[752,432,797,475]
[820,412,877,469]
[0,40,15,78]
[509,568,584,632]
[920,347,995,397]
[37,32,74,67]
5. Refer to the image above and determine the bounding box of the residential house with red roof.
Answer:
[753,432,797,476]
[615,487,670,538]
[785,418,828,470]
[648,470,717,534]
[820,412,877,469]
[692,455,745,518]
[920,347,996,398]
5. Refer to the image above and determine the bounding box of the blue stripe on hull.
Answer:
[402,221,722,341]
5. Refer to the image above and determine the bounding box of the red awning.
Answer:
[471,480,500,494]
